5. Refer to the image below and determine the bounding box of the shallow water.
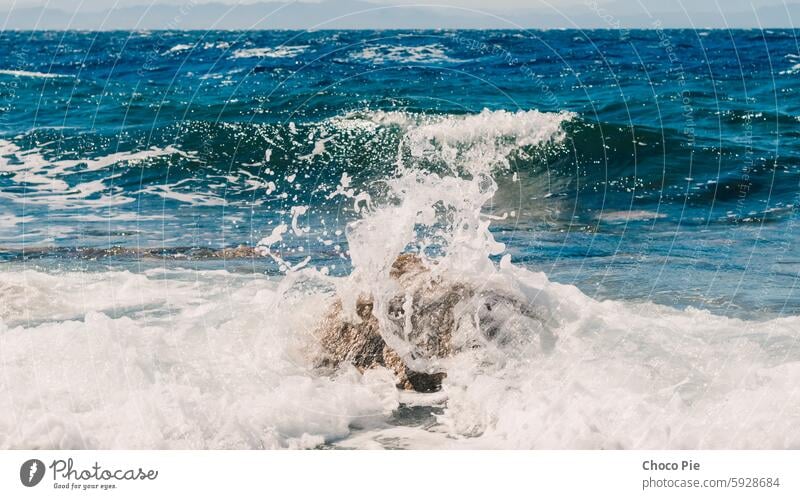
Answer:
[1,30,800,449]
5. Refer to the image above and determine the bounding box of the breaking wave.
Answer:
[3,108,800,450]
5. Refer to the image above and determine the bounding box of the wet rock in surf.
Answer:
[314,254,546,392]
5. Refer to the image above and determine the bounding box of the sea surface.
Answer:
[2,30,800,449]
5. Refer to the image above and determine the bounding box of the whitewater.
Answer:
[2,108,800,450]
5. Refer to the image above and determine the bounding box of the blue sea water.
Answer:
[2,29,800,315]
[3,30,800,449]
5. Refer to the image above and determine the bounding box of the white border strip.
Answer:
[1,450,798,497]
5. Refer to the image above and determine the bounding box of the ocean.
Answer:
[1,29,800,449]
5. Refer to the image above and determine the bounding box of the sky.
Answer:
[0,0,791,9]
[1,0,799,28]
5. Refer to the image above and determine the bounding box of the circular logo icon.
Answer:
[19,459,45,487]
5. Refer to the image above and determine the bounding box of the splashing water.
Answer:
[4,29,800,449]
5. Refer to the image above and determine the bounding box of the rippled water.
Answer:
[2,30,800,449]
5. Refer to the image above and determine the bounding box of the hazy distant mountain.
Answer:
[2,0,800,29]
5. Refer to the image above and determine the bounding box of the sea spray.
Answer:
[3,109,800,449]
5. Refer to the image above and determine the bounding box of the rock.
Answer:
[314,254,547,392]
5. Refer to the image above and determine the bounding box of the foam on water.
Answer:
[350,44,461,64]
[231,46,309,59]
[0,69,71,79]
[0,140,195,209]
[0,268,399,449]
[0,213,33,229]
[2,108,800,449]
[596,210,667,222]
[164,44,195,54]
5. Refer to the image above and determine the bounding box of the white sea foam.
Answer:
[165,42,231,55]
[347,108,572,146]
[0,141,193,209]
[164,43,194,54]
[231,46,308,59]
[0,269,398,449]
[203,41,230,50]
[140,183,227,207]
[2,108,800,449]
[350,44,461,64]
[0,213,34,229]
[337,108,574,176]
[780,62,800,75]
[0,69,70,79]
[276,107,800,448]
[596,210,667,222]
